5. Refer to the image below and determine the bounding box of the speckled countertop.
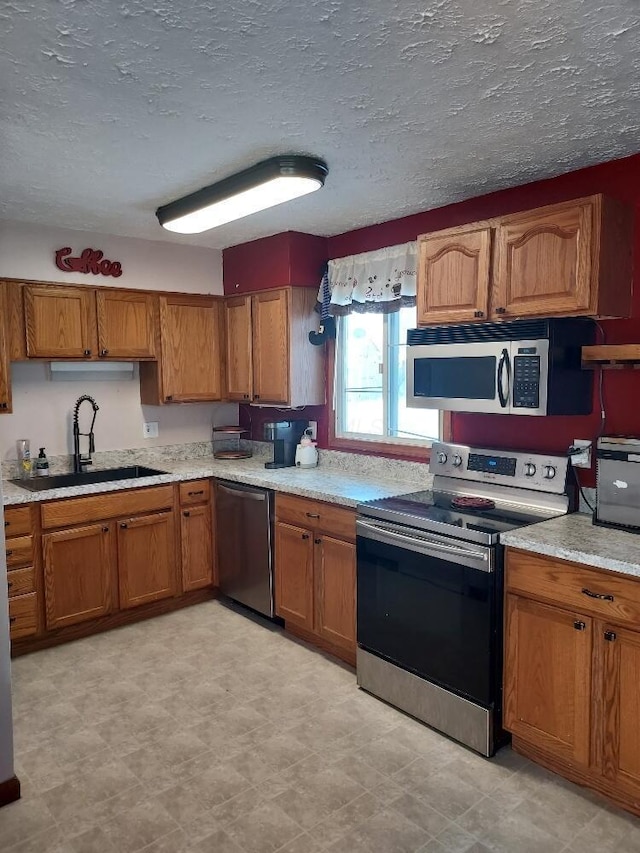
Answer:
[2,455,428,509]
[502,512,640,578]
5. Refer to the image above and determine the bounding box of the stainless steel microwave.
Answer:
[406,318,595,416]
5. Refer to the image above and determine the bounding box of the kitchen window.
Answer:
[332,305,442,450]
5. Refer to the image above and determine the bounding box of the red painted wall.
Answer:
[223,231,327,294]
[327,153,640,482]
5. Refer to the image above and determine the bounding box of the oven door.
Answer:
[406,341,511,414]
[356,518,499,708]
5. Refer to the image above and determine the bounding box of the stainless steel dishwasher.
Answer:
[215,479,274,618]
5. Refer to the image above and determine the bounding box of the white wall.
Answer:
[0,220,222,293]
[0,221,235,462]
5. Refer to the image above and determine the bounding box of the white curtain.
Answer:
[318,241,417,315]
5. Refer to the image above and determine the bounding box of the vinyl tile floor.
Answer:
[2,600,640,853]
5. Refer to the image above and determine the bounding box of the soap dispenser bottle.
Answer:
[35,447,50,477]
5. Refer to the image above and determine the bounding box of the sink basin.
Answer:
[10,466,168,492]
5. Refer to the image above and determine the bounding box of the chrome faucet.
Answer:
[73,395,99,474]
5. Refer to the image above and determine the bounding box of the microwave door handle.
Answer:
[497,348,511,408]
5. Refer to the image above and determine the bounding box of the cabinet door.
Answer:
[417,225,492,325]
[96,289,156,359]
[493,199,594,319]
[504,594,593,766]
[118,511,176,609]
[601,625,640,797]
[224,295,253,401]
[180,504,214,592]
[0,284,12,413]
[252,290,290,404]
[315,535,356,653]
[159,295,223,402]
[24,284,97,358]
[274,521,314,630]
[43,523,116,629]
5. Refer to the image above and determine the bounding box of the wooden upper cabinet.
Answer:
[252,289,290,404]
[24,284,97,358]
[96,289,156,359]
[504,594,593,767]
[43,522,117,629]
[224,295,253,401]
[0,284,12,413]
[417,224,492,325]
[601,624,640,798]
[156,294,224,403]
[118,511,177,609]
[274,521,314,630]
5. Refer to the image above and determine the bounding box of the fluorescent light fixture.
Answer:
[156,155,329,234]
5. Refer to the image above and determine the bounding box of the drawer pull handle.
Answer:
[302,533,310,540]
[120,522,128,529]
[306,513,320,519]
[582,588,614,602]
[3,521,8,527]
[574,621,586,631]
[188,490,204,496]
[6,550,12,557]
[183,511,190,517]
[604,630,617,642]
[7,581,13,590]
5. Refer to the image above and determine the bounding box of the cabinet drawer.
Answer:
[179,480,211,506]
[6,535,33,568]
[7,566,35,597]
[42,486,174,529]
[276,494,356,542]
[9,593,37,640]
[506,548,640,627]
[4,505,33,538]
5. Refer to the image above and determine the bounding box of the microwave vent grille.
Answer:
[407,319,550,346]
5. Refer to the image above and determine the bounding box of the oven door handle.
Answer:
[497,348,511,409]
[356,520,492,572]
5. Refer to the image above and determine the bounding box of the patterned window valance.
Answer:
[317,241,417,316]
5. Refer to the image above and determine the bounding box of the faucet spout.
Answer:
[73,395,100,474]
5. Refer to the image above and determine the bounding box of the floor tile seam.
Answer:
[385,791,456,833]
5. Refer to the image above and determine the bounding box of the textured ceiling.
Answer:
[1,1,639,249]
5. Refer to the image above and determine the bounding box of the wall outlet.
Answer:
[571,439,592,468]
[143,421,159,439]
[307,421,318,441]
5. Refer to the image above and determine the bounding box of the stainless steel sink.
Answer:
[10,466,168,492]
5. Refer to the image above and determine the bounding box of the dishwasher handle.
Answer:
[216,481,270,502]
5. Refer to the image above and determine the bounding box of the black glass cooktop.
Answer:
[358,490,561,545]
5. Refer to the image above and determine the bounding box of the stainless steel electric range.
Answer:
[356,441,571,757]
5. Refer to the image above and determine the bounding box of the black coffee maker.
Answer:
[263,420,309,469]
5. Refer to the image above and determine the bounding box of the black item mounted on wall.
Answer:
[309,263,336,345]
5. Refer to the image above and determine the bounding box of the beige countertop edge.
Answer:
[501,512,640,579]
[2,458,424,510]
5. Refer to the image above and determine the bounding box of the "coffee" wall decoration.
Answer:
[55,247,123,277]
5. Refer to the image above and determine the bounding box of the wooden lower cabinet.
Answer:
[118,512,176,609]
[274,495,356,663]
[505,547,640,817]
[315,535,356,653]
[43,523,117,629]
[275,522,315,630]
[181,503,214,592]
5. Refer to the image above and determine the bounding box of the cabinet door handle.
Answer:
[6,550,12,557]
[183,511,190,517]
[120,522,128,529]
[0,402,7,409]
[302,533,310,540]
[306,512,320,519]
[7,581,13,590]
[582,588,614,602]
[9,616,16,625]
[494,307,506,315]
[100,349,109,357]
[314,538,321,545]
[574,621,586,631]
[102,526,109,533]
[604,630,617,642]
[4,521,9,527]
[166,395,173,401]
[83,349,92,356]
[188,490,204,496]
[473,310,484,318]
[255,394,260,400]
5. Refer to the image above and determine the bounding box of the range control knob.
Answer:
[524,463,537,477]
[437,451,448,464]
[452,454,463,468]
[543,465,557,480]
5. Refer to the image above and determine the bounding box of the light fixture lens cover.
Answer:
[157,155,328,234]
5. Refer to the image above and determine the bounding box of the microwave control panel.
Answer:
[431,442,569,493]
[512,355,541,409]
